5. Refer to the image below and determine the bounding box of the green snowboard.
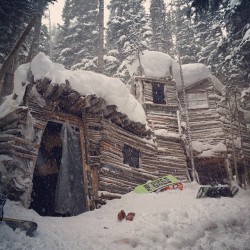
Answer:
[134,175,180,193]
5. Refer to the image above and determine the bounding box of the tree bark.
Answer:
[0,18,36,82]
[98,0,104,74]
[26,13,43,62]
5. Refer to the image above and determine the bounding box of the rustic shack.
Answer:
[129,50,250,187]
[0,52,190,216]
[177,66,250,187]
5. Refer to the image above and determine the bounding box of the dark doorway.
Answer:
[30,121,86,217]
[30,121,63,216]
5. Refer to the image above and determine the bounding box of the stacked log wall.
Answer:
[217,97,250,171]
[179,79,226,149]
[0,106,42,207]
[178,78,250,184]
[98,119,158,194]
[141,79,189,182]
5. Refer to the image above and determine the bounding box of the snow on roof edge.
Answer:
[29,53,147,124]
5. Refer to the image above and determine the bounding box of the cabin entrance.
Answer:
[195,159,227,185]
[30,121,86,216]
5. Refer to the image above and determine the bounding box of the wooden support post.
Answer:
[228,92,239,186]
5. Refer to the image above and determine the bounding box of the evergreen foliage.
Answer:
[55,0,99,70]
[39,24,50,56]
[189,0,250,87]
[105,0,152,81]
[0,0,55,66]
[149,0,172,54]
[0,0,33,65]
[173,0,199,64]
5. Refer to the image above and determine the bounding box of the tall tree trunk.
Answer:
[26,14,43,62]
[0,18,36,101]
[228,93,239,186]
[0,56,18,99]
[26,0,46,62]
[98,0,104,74]
[48,9,53,59]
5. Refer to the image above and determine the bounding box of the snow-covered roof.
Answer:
[127,50,173,78]
[0,53,147,125]
[130,50,224,93]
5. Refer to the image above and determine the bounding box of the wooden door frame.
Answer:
[47,111,90,212]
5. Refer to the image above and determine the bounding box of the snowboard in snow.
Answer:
[134,175,181,193]
[1,217,38,235]
[196,185,239,199]
[0,194,37,235]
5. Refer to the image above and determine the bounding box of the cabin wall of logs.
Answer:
[132,77,189,182]
[178,78,250,185]
[1,73,177,209]
[179,79,226,148]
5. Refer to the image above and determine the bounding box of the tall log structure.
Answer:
[178,78,250,186]
[131,76,189,181]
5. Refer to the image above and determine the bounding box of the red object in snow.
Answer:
[161,183,183,192]
[118,210,126,221]
[126,212,135,221]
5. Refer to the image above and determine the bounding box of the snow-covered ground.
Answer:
[1,183,250,250]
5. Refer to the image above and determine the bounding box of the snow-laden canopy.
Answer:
[0,53,147,124]
[129,50,224,93]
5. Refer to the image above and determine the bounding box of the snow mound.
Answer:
[1,183,250,250]
[192,141,228,158]
[154,129,180,139]
[0,63,30,118]
[127,50,173,78]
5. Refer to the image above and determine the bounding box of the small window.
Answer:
[188,92,208,109]
[152,82,166,104]
[123,145,140,168]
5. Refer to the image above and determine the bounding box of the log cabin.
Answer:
[0,52,189,216]
[1,50,248,217]
[129,50,250,187]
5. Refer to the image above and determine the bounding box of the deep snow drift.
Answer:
[1,183,250,250]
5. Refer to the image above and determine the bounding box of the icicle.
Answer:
[22,111,35,142]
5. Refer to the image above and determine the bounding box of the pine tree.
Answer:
[149,0,172,54]
[106,0,151,80]
[55,0,99,70]
[188,0,250,87]
[0,0,33,66]
[219,0,250,87]
[0,0,55,66]
[39,24,50,56]
[173,0,199,64]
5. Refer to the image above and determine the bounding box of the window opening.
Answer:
[123,145,140,168]
[188,92,208,109]
[152,82,166,104]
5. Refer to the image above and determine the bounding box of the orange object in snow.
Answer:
[118,210,126,221]
[126,212,135,221]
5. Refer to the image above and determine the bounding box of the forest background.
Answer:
[0,0,249,99]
